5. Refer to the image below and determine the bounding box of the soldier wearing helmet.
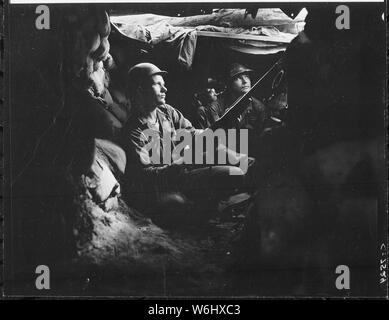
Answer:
[120,62,256,215]
[208,63,268,156]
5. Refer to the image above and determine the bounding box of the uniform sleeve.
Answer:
[209,100,225,119]
[168,105,204,135]
[238,98,268,132]
[122,121,184,188]
[195,107,211,129]
[122,126,170,178]
[127,127,153,166]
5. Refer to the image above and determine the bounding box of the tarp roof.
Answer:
[110,8,307,67]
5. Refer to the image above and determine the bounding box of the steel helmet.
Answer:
[228,63,253,79]
[127,62,168,87]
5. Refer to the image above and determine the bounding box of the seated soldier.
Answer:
[192,77,220,129]
[209,63,268,156]
[119,62,256,215]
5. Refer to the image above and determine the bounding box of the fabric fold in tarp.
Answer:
[194,24,296,42]
[164,27,197,69]
[225,37,296,55]
[226,44,288,55]
[111,20,198,69]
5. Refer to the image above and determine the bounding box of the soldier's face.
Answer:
[230,73,251,95]
[200,88,217,104]
[207,88,218,102]
[139,74,167,111]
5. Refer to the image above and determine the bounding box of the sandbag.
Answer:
[82,139,126,210]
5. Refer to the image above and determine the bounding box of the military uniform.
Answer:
[120,104,251,212]
[202,93,267,157]
[211,93,267,131]
[195,104,221,129]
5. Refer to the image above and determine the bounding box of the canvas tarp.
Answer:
[110,8,306,68]
[111,20,197,69]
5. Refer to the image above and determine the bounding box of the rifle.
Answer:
[210,58,283,130]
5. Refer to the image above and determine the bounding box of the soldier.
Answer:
[192,77,220,129]
[119,63,255,215]
[209,63,268,156]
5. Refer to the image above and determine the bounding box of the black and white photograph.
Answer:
[1,0,388,299]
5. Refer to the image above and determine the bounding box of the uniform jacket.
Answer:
[211,93,267,132]
[120,104,203,207]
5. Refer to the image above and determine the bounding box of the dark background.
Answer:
[2,2,387,297]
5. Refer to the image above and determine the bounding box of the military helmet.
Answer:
[228,62,253,79]
[127,62,167,88]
